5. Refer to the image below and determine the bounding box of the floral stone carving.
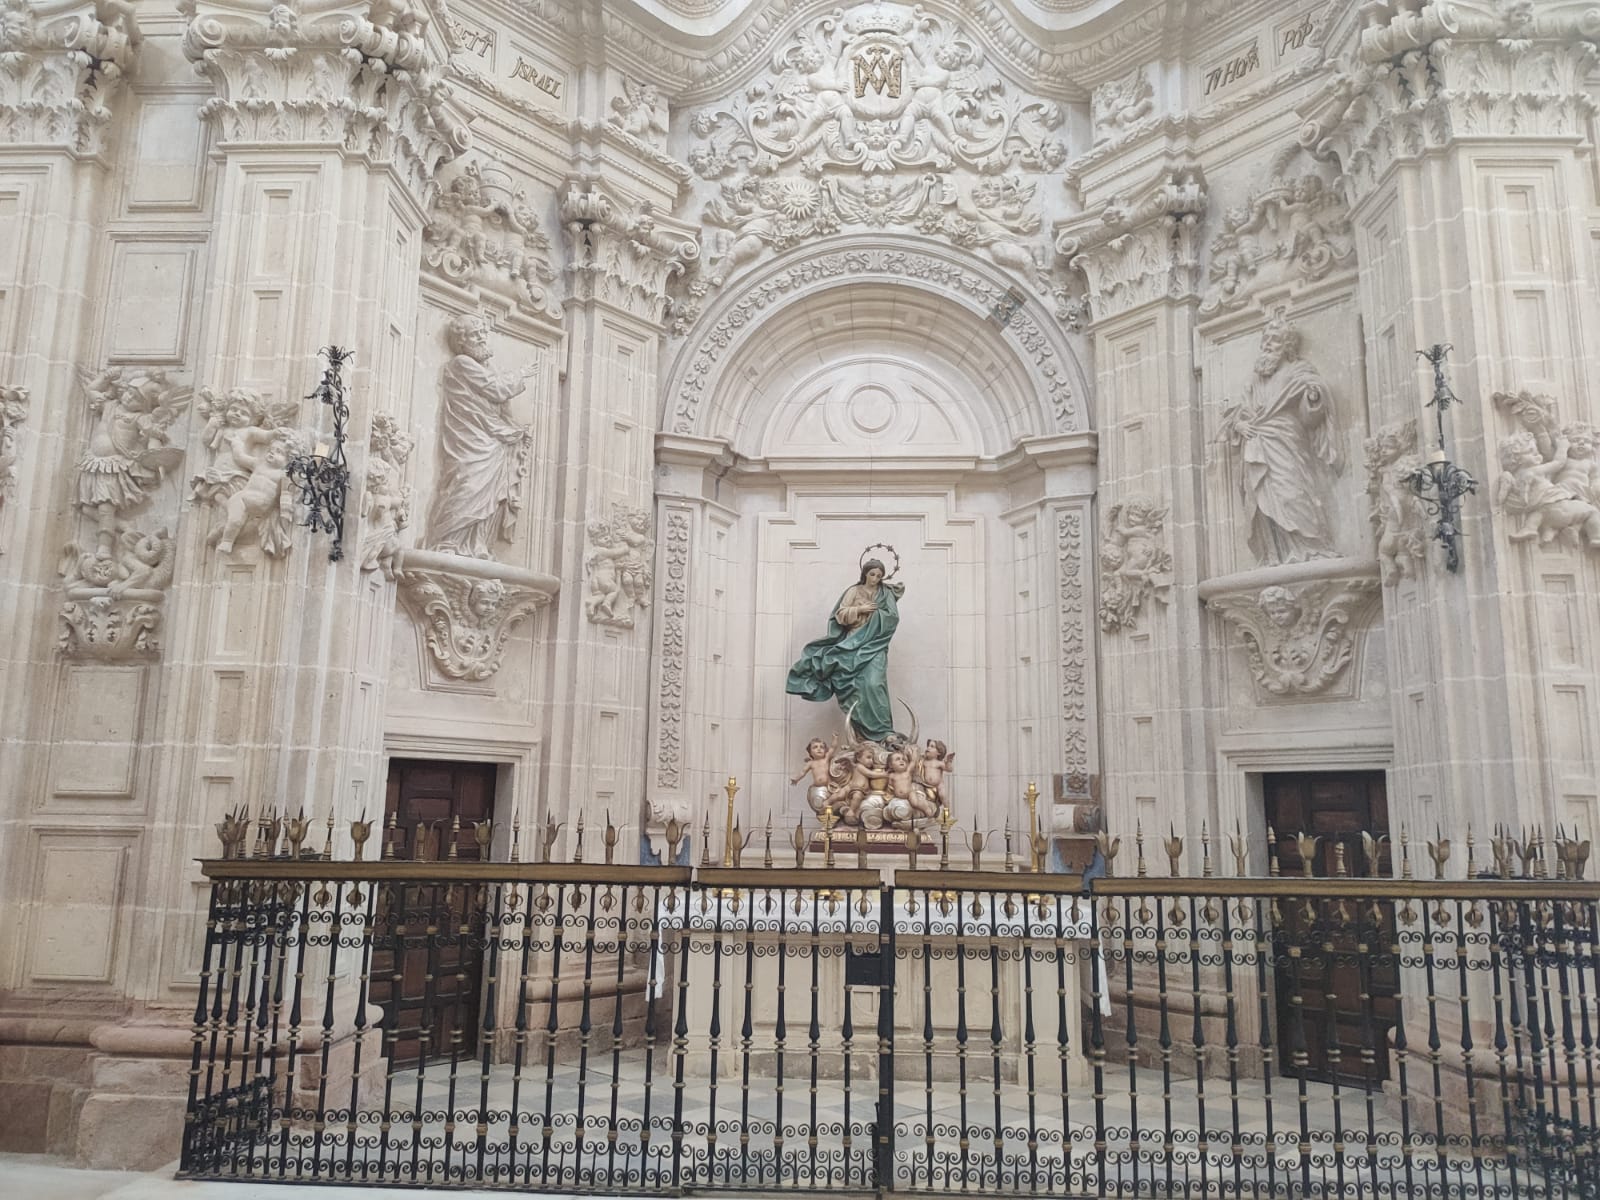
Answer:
[422,161,561,319]
[1364,418,1426,584]
[0,384,28,553]
[583,505,655,630]
[1209,578,1380,699]
[360,413,416,580]
[190,386,307,557]
[1200,171,1354,316]
[1097,496,1173,634]
[688,3,1065,286]
[396,551,556,682]
[59,526,176,660]
[1492,390,1600,551]
[1215,309,1343,566]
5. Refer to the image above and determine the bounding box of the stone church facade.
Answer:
[0,0,1596,1168]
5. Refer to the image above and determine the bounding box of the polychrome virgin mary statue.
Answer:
[786,557,904,742]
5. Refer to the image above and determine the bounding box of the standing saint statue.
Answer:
[428,315,536,559]
[786,553,904,743]
[1217,309,1344,565]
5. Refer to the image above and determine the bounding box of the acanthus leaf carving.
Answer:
[583,504,655,630]
[1208,577,1380,700]
[180,0,471,209]
[1364,417,1426,584]
[189,386,307,558]
[0,384,29,554]
[1053,165,1207,324]
[654,508,690,790]
[687,3,1065,288]
[1097,495,1173,635]
[1200,168,1354,317]
[422,161,561,320]
[396,553,553,682]
[359,412,415,580]
[561,180,701,326]
[1492,390,1600,552]
[59,526,176,661]
[0,0,139,159]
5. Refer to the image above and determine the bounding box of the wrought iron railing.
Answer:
[180,817,1600,1196]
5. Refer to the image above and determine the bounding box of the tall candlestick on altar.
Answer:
[1025,781,1042,872]
[722,776,739,868]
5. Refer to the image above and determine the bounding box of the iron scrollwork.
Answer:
[288,345,354,561]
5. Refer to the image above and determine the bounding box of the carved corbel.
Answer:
[0,0,140,160]
[1054,165,1208,324]
[1205,571,1380,700]
[396,549,557,684]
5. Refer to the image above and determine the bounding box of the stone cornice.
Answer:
[179,0,472,208]
[1054,163,1208,324]
[1298,3,1600,207]
[0,0,141,161]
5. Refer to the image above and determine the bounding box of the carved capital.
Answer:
[1207,572,1380,701]
[396,549,556,683]
[180,0,470,207]
[1054,165,1207,323]
[1300,9,1600,206]
[0,0,139,160]
[560,179,700,326]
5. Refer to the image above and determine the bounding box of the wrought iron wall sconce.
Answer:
[1403,343,1477,573]
[288,346,354,561]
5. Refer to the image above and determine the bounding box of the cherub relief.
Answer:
[75,367,188,552]
[1097,495,1173,633]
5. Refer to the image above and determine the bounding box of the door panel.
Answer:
[1264,771,1397,1085]
[369,758,498,1064]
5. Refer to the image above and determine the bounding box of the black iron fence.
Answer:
[181,820,1600,1197]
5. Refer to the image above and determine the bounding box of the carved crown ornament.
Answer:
[685,3,1067,294]
[0,0,140,159]
[179,0,471,206]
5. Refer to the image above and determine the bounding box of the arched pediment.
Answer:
[662,236,1092,454]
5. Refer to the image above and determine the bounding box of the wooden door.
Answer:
[1264,771,1398,1085]
[370,758,498,1064]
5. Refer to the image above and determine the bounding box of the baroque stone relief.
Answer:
[427,314,535,560]
[0,384,27,554]
[1090,66,1155,146]
[190,387,306,557]
[1214,309,1343,566]
[609,76,669,148]
[1199,167,1354,316]
[1097,495,1173,634]
[1492,390,1600,552]
[359,413,416,580]
[1208,578,1380,700]
[60,368,189,660]
[561,182,700,327]
[687,3,1065,288]
[653,508,691,792]
[583,505,655,630]
[1364,418,1426,584]
[422,161,561,320]
[396,564,549,682]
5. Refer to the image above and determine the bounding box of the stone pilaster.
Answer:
[1300,4,1600,844]
[544,176,698,852]
[1055,163,1213,858]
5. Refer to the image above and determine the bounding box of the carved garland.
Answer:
[672,246,1079,434]
[655,509,691,790]
[1056,509,1088,787]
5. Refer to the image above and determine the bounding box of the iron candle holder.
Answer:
[1403,343,1477,573]
[288,345,354,561]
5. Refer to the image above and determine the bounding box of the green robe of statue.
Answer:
[785,579,901,742]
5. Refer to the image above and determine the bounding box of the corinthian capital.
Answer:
[1053,164,1208,324]
[0,0,140,159]
[179,0,470,206]
[560,178,700,328]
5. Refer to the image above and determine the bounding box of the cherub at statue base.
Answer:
[788,726,956,832]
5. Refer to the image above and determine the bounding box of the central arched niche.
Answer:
[651,239,1095,834]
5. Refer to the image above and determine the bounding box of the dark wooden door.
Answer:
[370,758,497,1064]
[1264,771,1398,1085]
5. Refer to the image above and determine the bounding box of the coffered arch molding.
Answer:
[661,236,1093,453]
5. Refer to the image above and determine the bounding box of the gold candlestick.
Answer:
[1024,781,1043,872]
[937,805,954,870]
[820,804,838,869]
[722,777,739,868]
